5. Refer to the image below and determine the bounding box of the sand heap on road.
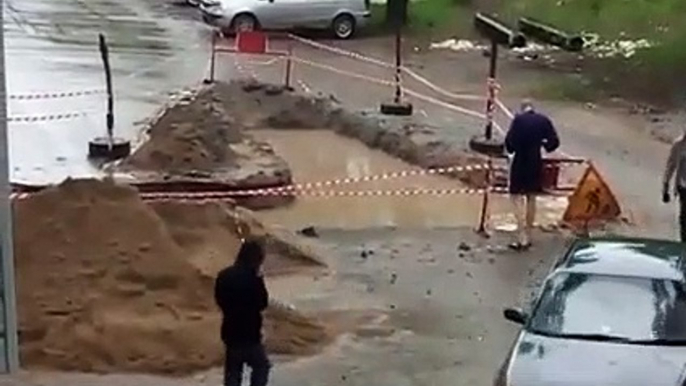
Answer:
[14,179,330,375]
[123,88,243,173]
[213,80,336,129]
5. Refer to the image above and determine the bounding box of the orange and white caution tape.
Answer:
[291,56,395,87]
[291,56,501,128]
[9,89,105,100]
[402,67,484,102]
[289,34,394,69]
[139,186,489,200]
[289,34,485,102]
[288,38,581,159]
[247,57,281,66]
[265,162,490,193]
[297,79,313,94]
[7,112,87,123]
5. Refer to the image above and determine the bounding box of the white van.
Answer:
[199,0,372,39]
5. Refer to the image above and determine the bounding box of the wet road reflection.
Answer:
[5,0,211,184]
[253,130,567,229]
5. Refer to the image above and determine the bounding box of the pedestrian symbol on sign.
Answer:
[584,188,601,214]
[563,163,621,224]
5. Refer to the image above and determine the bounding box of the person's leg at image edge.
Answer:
[678,187,686,242]
[525,193,536,245]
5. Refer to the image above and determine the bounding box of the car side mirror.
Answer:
[503,307,526,325]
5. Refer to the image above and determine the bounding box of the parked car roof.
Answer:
[558,236,686,282]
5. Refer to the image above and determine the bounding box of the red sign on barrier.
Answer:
[236,31,267,54]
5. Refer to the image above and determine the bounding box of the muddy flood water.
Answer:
[252,130,567,230]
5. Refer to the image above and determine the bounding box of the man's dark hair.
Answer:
[235,237,266,270]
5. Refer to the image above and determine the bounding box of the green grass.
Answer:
[367,0,471,35]
[367,0,686,105]
[501,0,686,38]
[498,0,686,105]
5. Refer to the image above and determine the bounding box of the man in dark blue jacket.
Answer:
[215,238,271,386]
[505,99,560,250]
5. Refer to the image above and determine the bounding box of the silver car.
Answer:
[200,0,371,39]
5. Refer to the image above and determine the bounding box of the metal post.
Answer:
[204,31,217,84]
[484,40,498,140]
[98,34,114,150]
[284,39,293,90]
[0,0,19,372]
[476,157,492,236]
[393,26,402,104]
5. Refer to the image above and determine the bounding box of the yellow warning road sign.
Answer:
[563,163,621,223]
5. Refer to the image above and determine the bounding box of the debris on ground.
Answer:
[457,242,471,252]
[298,226,319,238]
[13,178,332,375]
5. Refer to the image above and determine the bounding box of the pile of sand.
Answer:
[213,80,337,129]
[123,88,243,172]
[13,179,331,375]
[149,201,323,277]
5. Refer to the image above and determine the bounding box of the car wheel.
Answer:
[232,13,258,33]
[332,14,355,39]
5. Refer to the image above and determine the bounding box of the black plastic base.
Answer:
[265,85,287,96]
[380,102,413,116]
[88,137,131,160]
[469,135,505,156]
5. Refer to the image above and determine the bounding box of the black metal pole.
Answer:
[205,31,217,84]
[394,25,402,104]
[284,39,293,89]
[484,40,498,140]
[99,33,114,150]
[476,158,491,235]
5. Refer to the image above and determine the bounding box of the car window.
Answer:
[527,272,686,341]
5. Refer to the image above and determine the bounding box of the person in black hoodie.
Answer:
[215,237,270,386]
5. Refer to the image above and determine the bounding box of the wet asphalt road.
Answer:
[5,0,212,184]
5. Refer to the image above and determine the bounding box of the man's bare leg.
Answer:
[510,194,528,246]
[524,194,536,245]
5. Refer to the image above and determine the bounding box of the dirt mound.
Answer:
[149,201,324,277]
[124,87,243,172]
[14,178,331,375]
[213,80,337,129]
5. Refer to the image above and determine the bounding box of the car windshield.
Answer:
[527,272,686,343]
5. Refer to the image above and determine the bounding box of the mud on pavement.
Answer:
[5,226,570,386]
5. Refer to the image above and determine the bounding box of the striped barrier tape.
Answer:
[288,33,395,69]
[249,163,490,193]
[291,56,395,87]
[139,187,490,199]
[289,34,485,102]
[291,55,501,129]
[7,112,87,123]
[287,35,517,122]
[287,37,579,158]
[9,89,105,101]
[10,187,489,201]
